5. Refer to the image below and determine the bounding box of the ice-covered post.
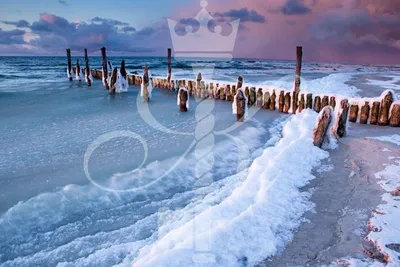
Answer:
[142,66,150,102]
[306,93,313,109]
[298,93,305,112]
[389,102,400,127]
[335,99,349,138]
[370,102,380,125]
[313,106,333,148]
[196,72,202,96]
[101,47,109,90]
[75,59,81,81]
[322,96,329,109]
[270,91,276,110]
[178,88,189,112]
[360,102,370,124]
[167,48,172,83]
[293,46,302,114]
[66,48,72,81]
[378,91,394,126]
[284,92,291,113]
[109,67,118,95]
[257,88,263,106]
[84,48,91,87]
[349,104,359,123]
[234,75,246,122]
[314,96,322,112]
[278,91,285,112]
[263,92,270,109]
[249,87,256,106]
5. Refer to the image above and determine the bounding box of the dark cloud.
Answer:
[1,20,30,28]
[121,26,136,33]
[215,8,266,23]
[281,0,311,15]
[58,0,68,6]
[91,17,129,26]
[0,28,26,45]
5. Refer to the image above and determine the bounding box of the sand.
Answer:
[259,123,400,266]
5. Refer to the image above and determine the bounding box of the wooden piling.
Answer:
[389,103,400,127]
[306,93,313,109]
[231,85,237,100]
[370,102,380,125]
[66,49,72,81]
[84,48,91,86]
[245,87,250,104]
[336,99,349,138]
[329,96,336,109]
[76,59,81,81]
[349,104,359,123]
[313,106,333,148]
[109,67,118,95]
[167,48,172,83]
[292,91,299,114]
[209,83,214,98]
[257,89,263,106]
[378,91,394,126]
[101,47,109,90]
[295,46,302,93]
[360,102,370,124]
[284,92,291,113]
[298,93,305,113]
[270,91,276,110]
[200,81,206,98]
[179,89,188,112]
[263,92,270,109]
[314,96,321,112]
[226,85,233,101]
[278,91,285,112]
[322,96,329,109]
[249,87,256,106]
[236,90,246,122]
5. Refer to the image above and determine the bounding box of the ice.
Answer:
[368,135,400,146]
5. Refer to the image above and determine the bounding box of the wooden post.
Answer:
[314,96,321,112]
[231,85,236,100]
[84,48,91,86]
[270,91,276,110]
[263,92,270,109]
[249,87,256,106]
[284,92,291,113]
[298,93,305,113]
[389,103,400,127]
[322,96,329,108]
[378,91,394,126]
[349,104,359,123]
[360,102,370,124]
[179,89,188,112]
[257,89,263,106]
[306,93,313,109]
[209,83,214,98]
[236,90,245,122]
[295,46,302,93]
[196,72,202,96]
[200,81,206,98]
[329,96,336,109]
[313,106,333,148]
[226,85,232,101]
[292,91,299,114]
[370,102,380,125]
[245,87,250,104]
[167,48,172,83]
[109,67,118,95]
[66,49,72,81]
[278,91,285,112]
[76,59,81,81]
[101,47,109,90]
[335,99,349,138]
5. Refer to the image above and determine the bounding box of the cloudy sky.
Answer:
[0,0,399,64]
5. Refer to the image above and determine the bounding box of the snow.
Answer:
[116,71,129,93]
[132,109,329,267]
[368,135,400,146]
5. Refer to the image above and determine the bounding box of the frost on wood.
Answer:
[333,99,349,138]
[313,106,334,148]
[378,90,394,126]
[177,88,189,112]
[270,91,276,110]
[284,92,291,113]
[389,102,400,127]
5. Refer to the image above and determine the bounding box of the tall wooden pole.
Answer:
[167,48,172,83]
[293,46,303,114]
[84,48,91,87]
[101,47,109,90]
[66,48,72,81]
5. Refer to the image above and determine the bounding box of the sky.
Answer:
[0,0,399,64]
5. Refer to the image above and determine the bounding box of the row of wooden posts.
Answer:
[67,47,400,128]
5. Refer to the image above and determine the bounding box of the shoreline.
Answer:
[259,124,400,266]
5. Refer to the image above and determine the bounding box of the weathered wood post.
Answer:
[178,88,188,112]
[298,93,305,113]
[101,47,109,90]
[75,59,81,81]
[236,89,245,122]
[389,103,400,127]
[226,85,232,101]
[66,49,72,81]
[329,96,336,109]
[306,93,313,109]
[349,104,359,123]
[209,83,214,98]
[142,66,150,102]
[314,96,322,112]
[167,48,172,83]
[378,91,394,126]
[237,76,243,90]
[284,92,291,113]
[109,67,118,95]
[119,60,128,92]
[370,102,380,125]
[245,87,250,104]
[219,84,225,100]
[249,87,256,106]
[257,89,263,106]
[292,46,302,114]
[360,102,370,124]
[84,48,91,86]
[196,72,202,97]
[313,106,333,148]
[263,92,270,109]
[270,91,276,110]
[231,85,237,100]
[335,99,349,138]
[322,96,329,109]
[278,91,285,112]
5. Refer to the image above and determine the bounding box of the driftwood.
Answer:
[298,94,305,113]
[306,93,313,109]
[349,104,359,123]
[236,90,246,122]
[101,47,109,90]
[263,92,270,109]
[336,99,349,138]
[278,91,285,112]
[313,106,333,148]
[257,89,263,106]
[109,67,118,95]
[389,103,400,127]
[66,49,72,81]
[270,91,276,110]
[179,89,188,112]
[378,91,394,126]
[314,96,321,112]
[360,102,370,124]
[284,92,291,113]
[322,96,329,108]
[84,48,91,86]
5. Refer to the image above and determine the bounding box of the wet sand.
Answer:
[259,123,400,266]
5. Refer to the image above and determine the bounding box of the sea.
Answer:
[0,56,399,267]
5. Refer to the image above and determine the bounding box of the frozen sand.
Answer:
[259,124,400,267]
